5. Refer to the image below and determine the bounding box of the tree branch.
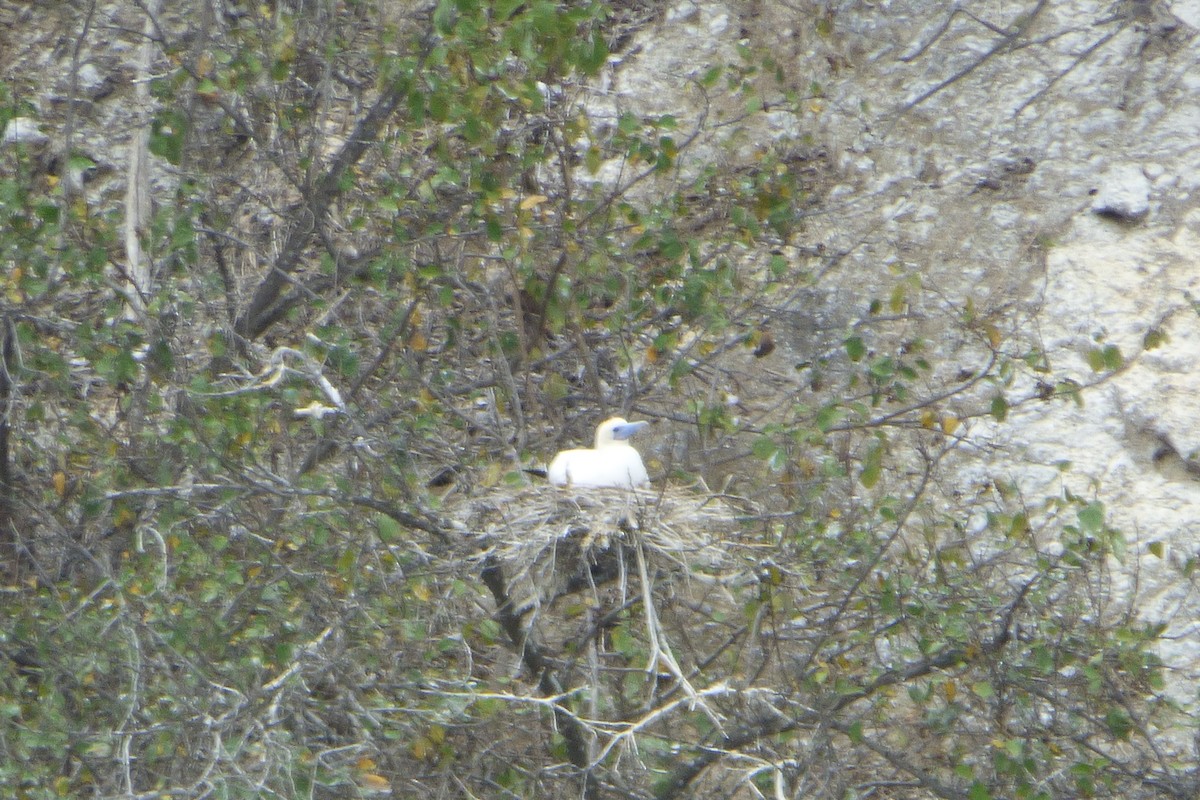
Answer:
[233,76,412,340]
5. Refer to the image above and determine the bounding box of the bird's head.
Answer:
[594,417,649,448]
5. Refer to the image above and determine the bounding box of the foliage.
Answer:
[0,2,1189,799]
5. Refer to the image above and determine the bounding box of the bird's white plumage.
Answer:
[548,417,649,488]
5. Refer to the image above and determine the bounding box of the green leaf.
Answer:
[860,438,883,488]
[968,781,992,800]
[1143,327,1168,350]
[769,254,788,278]
[408,88,426,124]
[197,77,221,97]
[428,89,450,122]
[1086,344,1123,372]
[149,109,188,165]
[485,215,503,242]
[1104,708,1133,740]
[67,153,96,173]
[585,145,601,174]
[990,395,1008,422]
[815,403,842,432]
[97,348,139,384]
[494,0,525,21]
[576,30,608,74]
[35,199,60,223]
[751,435,778,460]
[844,335,865,362]
[377,515,402,543]
[868,356,895,381]
[433,0,456,34]
[1077,501,1104,534]
[658,229,684,260]
[1103,344,1124,370]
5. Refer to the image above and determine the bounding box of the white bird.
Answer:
[548,417,650,489]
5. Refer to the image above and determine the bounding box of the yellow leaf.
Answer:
[409,331,428,352]
[940,415,960,435]
[919,410,936,429]
[519,194,548,210]
[411,738,429,760]
[356,756,377,771]
[482,462,504,487]
[986,323,1002,349]
[360,773,391,792]
[411,581,431,602]
[943,679,957,702]
[52,471,67,497]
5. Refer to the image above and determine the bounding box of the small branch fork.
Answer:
[895,0,1049,115]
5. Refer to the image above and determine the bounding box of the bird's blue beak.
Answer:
[611,420,649,440]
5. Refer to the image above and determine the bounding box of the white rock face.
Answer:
[76,62,109,97]
[591,0,1200,709]
[1091,164,1152,221]
[2,117,49,146]
[1025,216,1200,575]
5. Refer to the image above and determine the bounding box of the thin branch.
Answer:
[896,0,1049,115]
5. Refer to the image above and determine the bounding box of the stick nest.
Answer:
[454,481,749,611]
